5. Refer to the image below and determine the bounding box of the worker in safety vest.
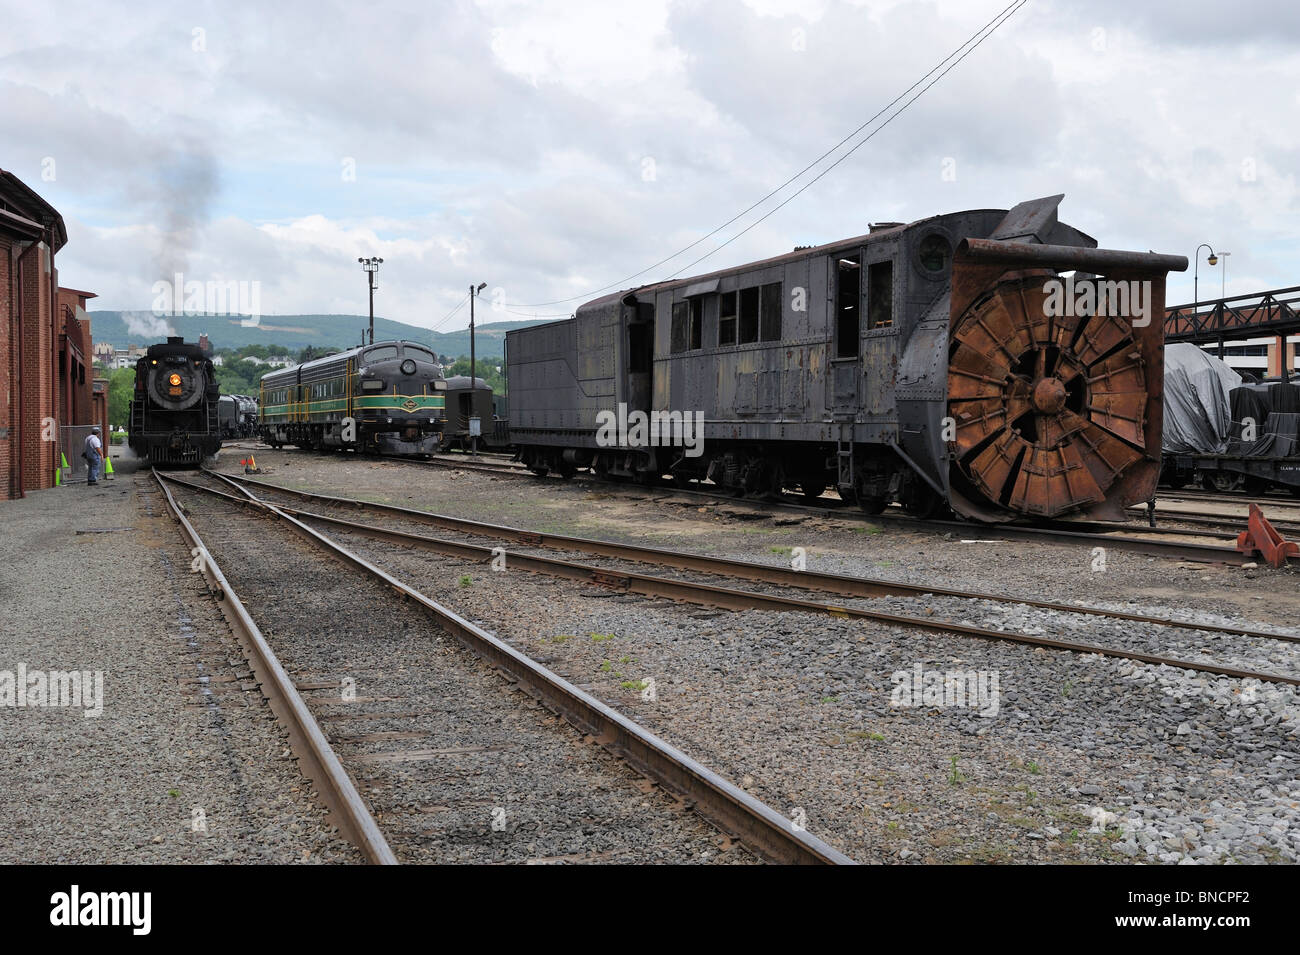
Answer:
[84,427,104,485]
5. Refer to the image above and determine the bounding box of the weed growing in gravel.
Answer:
[167,789,180,798]
[948,756,964,786]
[547,634,575,644]
[852,525,883,535]
[847,730,885,742]
[877,560,894,568]
[820,694,839,703]
[620,680,648,692]
[769,546,792,556]
[618,655,635,664]
[458,575,472,587]
[1024,760,1041,775]
[1061,679,1074,698]
[590,632,615,642]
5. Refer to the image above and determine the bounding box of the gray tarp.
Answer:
[1162,343,1242,454]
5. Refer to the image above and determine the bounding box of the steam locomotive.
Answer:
[128,336,222,465]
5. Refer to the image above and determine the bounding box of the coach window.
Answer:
[835,255,861,357]
[670,301,690,354]
[689,297,704,350]
[760,282,782,341]
[739,287,760,344]
[718,292,737,346]
[867,260,894,329]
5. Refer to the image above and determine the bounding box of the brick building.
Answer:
[1,169,98,499]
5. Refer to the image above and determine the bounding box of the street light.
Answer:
[1217,251,1231,299]
[1193,244,1220,358]
[359,257,384,344]
[469,281,487,456]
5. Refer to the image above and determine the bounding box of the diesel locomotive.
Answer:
[128,337,223,465]
[258,340,446,454]
[506,195,1188,522]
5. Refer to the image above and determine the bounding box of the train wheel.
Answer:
[901,483,942,519]
[801,482,826,501]
[1201,471,1243,493]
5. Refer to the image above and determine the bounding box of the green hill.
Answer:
[87,312,559,359]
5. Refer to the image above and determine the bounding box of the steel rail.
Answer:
[151,469,398,865]
[162,472,853,865]
[179,472,1300,688]
[205,471,1297,645]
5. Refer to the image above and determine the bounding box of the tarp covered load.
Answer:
[1162,343,1242,453]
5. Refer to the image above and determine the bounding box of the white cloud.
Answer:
[2,0,1297,325]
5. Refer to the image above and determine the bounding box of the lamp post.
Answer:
[469,281,487,387]
[1193,243,1218,355]
[469,282,487,455]
[359,257,383,344]
[1217,251,1231,299]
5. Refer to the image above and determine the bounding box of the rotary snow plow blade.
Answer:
[947,238,1187,522]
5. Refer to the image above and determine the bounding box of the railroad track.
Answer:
[196,469,1300,688]
[225,446,1293,565]
[154,467,851,865]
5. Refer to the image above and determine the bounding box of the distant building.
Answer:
[93,341,115,366]
[1199,335,1298,380]
[211,353,224,367]
[198,332,210,353]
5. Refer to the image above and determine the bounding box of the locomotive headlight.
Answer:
[168,373,183,387]
[400,359,417,376]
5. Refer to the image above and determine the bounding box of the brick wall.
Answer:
[17,244,55,493]
[0,235,12,499]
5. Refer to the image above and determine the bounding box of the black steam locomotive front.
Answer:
[129,336,222,465]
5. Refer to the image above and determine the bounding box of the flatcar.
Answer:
[258,340,446,454]
[1168,378,1300,495]
[506,195,1187,522]
[128,336,222,465]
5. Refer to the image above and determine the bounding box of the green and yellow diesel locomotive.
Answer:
[258,340,446,455]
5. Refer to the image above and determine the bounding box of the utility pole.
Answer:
[359,257,383,344]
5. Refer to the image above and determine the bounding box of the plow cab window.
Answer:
[718,291,737,346]
[760,282,782,342]
[739,287,760,344]
[868,260,894,329]
[670,301,689,354]
[835,255,861,358]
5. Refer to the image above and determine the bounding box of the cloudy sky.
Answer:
[2,0,1297,334]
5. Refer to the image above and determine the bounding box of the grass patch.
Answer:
[590,632,615,643]
[948,755,964,786]
[458,575,472,587]
[620,680,648,692]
